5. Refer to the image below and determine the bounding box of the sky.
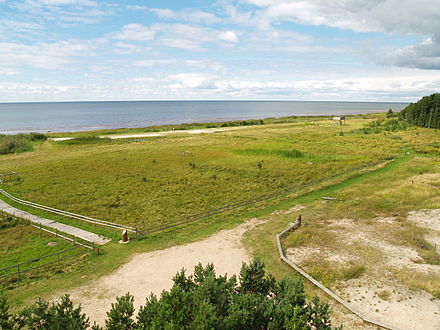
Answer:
[1,0,439,102]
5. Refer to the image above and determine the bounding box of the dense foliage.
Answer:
[355,118,409,134]
[0,260,341,329]
[0,133,47,155]
[399,93,440,128]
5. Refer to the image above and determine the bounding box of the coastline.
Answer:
[0,100,409,135]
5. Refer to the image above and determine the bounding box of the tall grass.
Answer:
[236,148,304,159]
[0,133,47,155]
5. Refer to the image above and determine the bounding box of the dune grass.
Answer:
[1,113,439,308]
[244,152,440,298]
[0,117,414,230]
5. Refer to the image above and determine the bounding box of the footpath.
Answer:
[0,199,111,245]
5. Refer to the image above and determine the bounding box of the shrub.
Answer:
[27,132,48,141]
[356,119,410,134]
[0,135,32,154]
[2,260,342,329]
[0,132,47,154]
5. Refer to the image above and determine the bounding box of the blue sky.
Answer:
[1,0,439,102]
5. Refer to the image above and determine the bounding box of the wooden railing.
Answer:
[0,245,91,280]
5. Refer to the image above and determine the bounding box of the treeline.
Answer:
[399,93,440,128]
[1,260,341,329]
[0,133,47,155]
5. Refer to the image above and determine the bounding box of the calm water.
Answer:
[0,101,409,134]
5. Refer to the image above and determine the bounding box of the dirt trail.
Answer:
[64,219,265,325]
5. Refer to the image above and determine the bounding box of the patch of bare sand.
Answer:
[100,126,244,140]
[408,209,440,231]
[408,208,440,251]
[271,204,305,216]
[286,246,359,265]
[336,277,440,330]
[286,213,440,330]
[63,219,265,325]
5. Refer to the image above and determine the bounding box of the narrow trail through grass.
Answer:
[243,152,414,279]
[3,152,417,310]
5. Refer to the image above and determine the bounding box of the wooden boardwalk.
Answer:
[0,199,111,245]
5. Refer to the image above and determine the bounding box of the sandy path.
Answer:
[64,219,264,325]
[50,126,245,141]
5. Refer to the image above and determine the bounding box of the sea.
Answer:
[0,101,409,134]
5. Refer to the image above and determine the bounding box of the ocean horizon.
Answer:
[0,100,409,134]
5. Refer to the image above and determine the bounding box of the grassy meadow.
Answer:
[0,211,84,284]
[0,115,419,230]
[1,113,439,308]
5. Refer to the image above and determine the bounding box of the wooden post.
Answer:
[119,230,128,244]
[297,214,302,226]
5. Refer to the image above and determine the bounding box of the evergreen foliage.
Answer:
[399,93,440,128]
[0,260,341,329]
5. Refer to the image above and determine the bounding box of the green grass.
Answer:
[1,113,439,308]
[245,152,440,298]
[0,212,75,274]
[56,136,113,145]
[0,117,414,229]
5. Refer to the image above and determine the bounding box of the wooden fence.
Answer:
[276,217,400,330]
[0,188,137,233]
[0,245,91,280]
[138,157,393,235]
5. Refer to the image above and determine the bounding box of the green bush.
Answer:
[27,132,48,141]
[0,132,48,154]
[1,260,342,329]
[355,118,410,134]
[0,135,33,154]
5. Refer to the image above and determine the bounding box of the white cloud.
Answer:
[244,0,440,35]
[133,59,177,67]
[150,8,220,24]
[151,23,216,50]
[242,0,440,69]
[380,37,440,70]
[112,24,155,41]
[0,68,19,75]
[113,42,142,54]
[0,40,91,69]
[169,73,217,89]
[9,0,108,25]
[32,0,97,7]
[218,30,239,43]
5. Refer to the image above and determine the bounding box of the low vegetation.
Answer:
[0,212,72,271]
[0,115,421,229]
[0,260,341,329]
[0,133,47,155]
[1,112,439,316]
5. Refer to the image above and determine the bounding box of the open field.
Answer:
[1,113,439,328]
[1,115,434,230]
